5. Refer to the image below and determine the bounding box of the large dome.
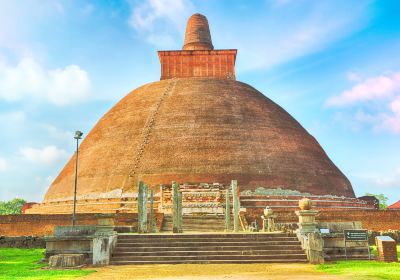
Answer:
[43,77,355,203]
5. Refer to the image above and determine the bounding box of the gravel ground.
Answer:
[80,263,346,280]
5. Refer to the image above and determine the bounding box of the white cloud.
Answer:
[380,109,400,134]
[0,58,91,105]
[127,2,370,70]
[222,1,371,72]
[128,0,194,46]
[347,71,362,82]
[0,111,26,123]
[327,72,400,134]
[0,1,64,56]
[0,157,8,172]
[129,0,192,31]
[35,175,54,185]
[40,124,72,142]
[363,173,400,190]
[326,72,400,107]
[19,146,69,165]
[81,4,95,15]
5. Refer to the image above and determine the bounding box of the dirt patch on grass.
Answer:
[81,263,347,280]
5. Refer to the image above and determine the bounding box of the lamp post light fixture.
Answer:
[72,130,83,226]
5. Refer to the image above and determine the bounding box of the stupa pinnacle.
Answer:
[158,14,236,80]
[183,13,214,50]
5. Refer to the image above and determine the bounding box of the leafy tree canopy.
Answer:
[0,198,27,215]
[365,193,389,209]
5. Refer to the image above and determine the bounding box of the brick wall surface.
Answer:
[0,213,163,237]
[158,50,237,80]
[245,209,400,231]
[1,210,399,237]
[0,236,45,248]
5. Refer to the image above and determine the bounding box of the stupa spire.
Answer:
[158,13,236,80]
[183,13,214,50]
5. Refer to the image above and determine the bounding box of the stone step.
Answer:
[116,241,301,248]
[111,233,306,265]
[118,231,290,238]
[162,220,226,224]
[162,223,226,228]
[163,215,226,219]
[110,259,308,265]
[118,233,290,241]
[111,254,307,262]
[162,226,227,231]
[161,226,227,231]
[117,234,294,240]
[112,249,306,257]
[114,244,302,252]
[116,236,297,242]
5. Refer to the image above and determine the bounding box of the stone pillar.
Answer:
[141,184,148,233]
[159,184,164,213]
[137,180,143,233]
[172,181,181,233]
[149,189,156,233]
[232,180,239,232]
[178,191,183,233]
[263,207,276,232]
[225,189,231,231]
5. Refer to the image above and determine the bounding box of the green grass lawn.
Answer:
[0,248,94,280]
[317,245,400,280]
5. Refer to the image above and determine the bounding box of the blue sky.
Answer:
[0,0,399,204]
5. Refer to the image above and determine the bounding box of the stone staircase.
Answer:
[110,233,308,265]
[161,215,231,232]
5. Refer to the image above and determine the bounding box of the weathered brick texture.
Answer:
[244,209,400,231]
[35,78,355,214]
[376,237,398,262]
[2,210,399,237]
[158,50,237,80]
[0,213,163,237]
[183,13,213,50]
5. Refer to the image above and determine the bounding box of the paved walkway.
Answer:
[81,263,346,280]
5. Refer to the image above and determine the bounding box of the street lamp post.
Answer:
[72,130,83,226]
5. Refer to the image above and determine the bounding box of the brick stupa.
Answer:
[27,14,359,214]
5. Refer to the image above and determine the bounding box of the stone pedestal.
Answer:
[376,236,398,262]
[95,213,115,226]
[49,254,85,268]
[295,209,324,264]
[45,226,117,266]
[295,210,319,235]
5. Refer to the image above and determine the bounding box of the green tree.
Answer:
[365,193,388,210]
[0,198,27,215]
